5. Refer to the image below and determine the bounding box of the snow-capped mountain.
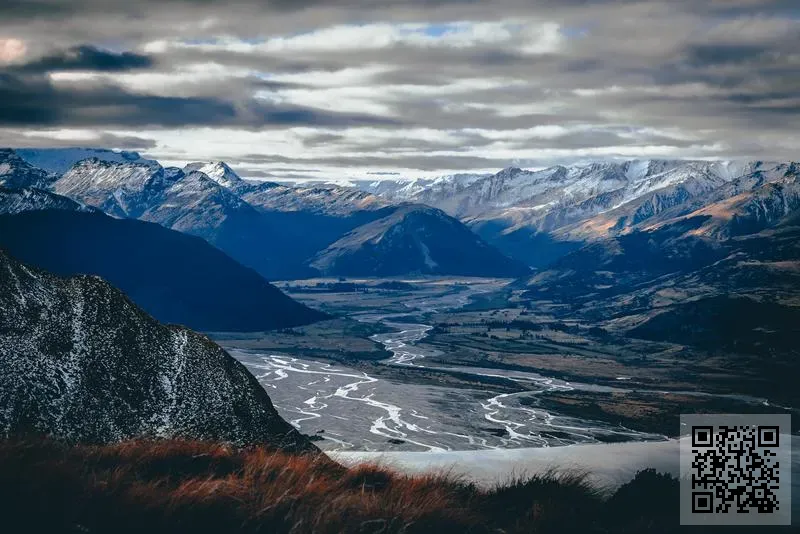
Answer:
[54,158,174,217]
[139,170,256,238]
[558,162,800,241]
[15,147,157,174]
[182,160,391,215]
[640,165,800,240]
[0,187,98,215]
[46,155,519,279]
[362,160,771,223]
[51,158,286,276]
[54,159,258,236]
[356,159,798,267]
[514,163,800,317]
[27,147,799,277]
[354,173,490,207]
[0,248,317,451]
[0,149,57,190]
[184,161,244,190]
[241,183,390,216]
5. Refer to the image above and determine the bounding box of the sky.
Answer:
[0,0,798,182]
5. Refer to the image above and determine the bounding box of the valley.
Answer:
[215,278,788,452]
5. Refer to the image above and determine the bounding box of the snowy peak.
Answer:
[241,182,389,216]
[0,187,98,215]
[0,149,56,190]
[184,161,242,190]
[15,147,157,174]
[358,159,797,229]
[52,158,251,225]
[54,158,167,218]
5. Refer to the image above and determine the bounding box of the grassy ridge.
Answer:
[0,438,781,533]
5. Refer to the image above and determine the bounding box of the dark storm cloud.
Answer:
[0,72,398,128]
[683,43,775,67]
[0,72,234,126]
[14,45,153,74]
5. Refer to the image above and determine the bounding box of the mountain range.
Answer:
[0,248,316,451]
[2,148,529,280]
[356,160,799,267]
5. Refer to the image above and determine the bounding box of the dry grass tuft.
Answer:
[0,437,726,534]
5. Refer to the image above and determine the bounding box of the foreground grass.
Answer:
[0,438,777,533]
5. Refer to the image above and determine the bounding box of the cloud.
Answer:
[0,71,397,128]
[14,45,153,73]
[0,0,797,178]
[0,128,157,149]
[163,20,563,55]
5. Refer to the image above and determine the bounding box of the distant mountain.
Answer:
[554,162,799,241]
[15,147,157,174]
[354,173,490,208]
[357,160,797,267]
[54,158,179,218]
[51,159,389,278]
[0,209,327,331]
[52,159,294,277]
[51,157,526,279]
[5,150,536,279]
[184,161,244,190]
[0,149,57,190]
[0,248,317,451]
[241,183,389,216]
[310,204,531,277]
[138,169,259,240]
[363,161,766,221]
[0,187,97,215]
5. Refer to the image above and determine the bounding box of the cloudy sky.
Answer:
[0,0,798,181]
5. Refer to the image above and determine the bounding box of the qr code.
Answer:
[681,414,791,526]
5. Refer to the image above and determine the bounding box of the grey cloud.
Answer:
[0,0,797,171]
[0,130,157,149]
[1,0,792,45]
[683,43,775,67]
[14,45,153,74]
[0,72,398,128]
[0,72,235,126]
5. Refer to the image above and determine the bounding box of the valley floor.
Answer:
[212,277,793,454]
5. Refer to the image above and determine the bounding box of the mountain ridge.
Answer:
[8,149,525,279]
[0,205,327,331]
[0,248,317,451]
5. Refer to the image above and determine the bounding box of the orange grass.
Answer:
[0,437,693,534]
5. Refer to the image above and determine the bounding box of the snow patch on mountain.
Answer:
[15,148,157,174]
[184,161,243,189]
[0,187,98,215]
